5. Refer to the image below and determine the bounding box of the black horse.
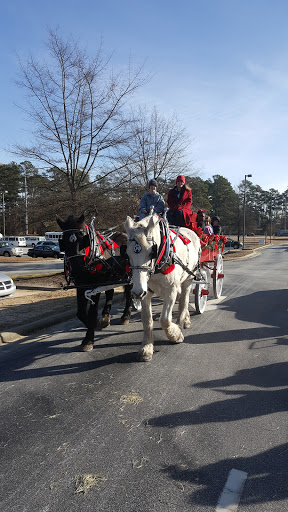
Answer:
[56,214,132,352]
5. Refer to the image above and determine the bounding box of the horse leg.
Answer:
[138,291,154,362]
[177,281,193,329]
[99,289,114,328]
[77,289,100,351]
[160,288,184,343]
[120,284,132,325]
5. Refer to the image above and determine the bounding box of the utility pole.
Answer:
[24,171,28,235]
[20,164,29,235]
[270,199,273,243]
[242,173,252,250]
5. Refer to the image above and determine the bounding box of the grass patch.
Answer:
[120,391,143,405]
[75,473,107,495]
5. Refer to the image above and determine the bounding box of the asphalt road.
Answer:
[0,244,287,511]
[0,259,64,277]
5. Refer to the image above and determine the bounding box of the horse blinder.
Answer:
[151,244,158,260]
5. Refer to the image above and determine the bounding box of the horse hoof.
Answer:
[99,315,111,329]
[138,352,153,362]
[170,334,184,344]
[81,343,94,352]
[173,336,184,344]
[120,316,130,325]
[138,345,153,362]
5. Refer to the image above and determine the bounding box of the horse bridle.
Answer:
[128,236,158,276]
[128,216,202,278]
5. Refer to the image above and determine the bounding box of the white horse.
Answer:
[125,214,201,361]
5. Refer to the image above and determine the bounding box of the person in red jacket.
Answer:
[166,175,193,228]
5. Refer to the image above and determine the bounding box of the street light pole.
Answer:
[24,171,28,235]
[243,173,252,250]
[20,164,29,235]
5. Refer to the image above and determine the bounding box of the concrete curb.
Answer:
[223,243,272,261]
[0,309,77,344]
[9,272,63,280]
[0,291,124,345]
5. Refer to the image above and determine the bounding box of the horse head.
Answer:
[125,214,160,300]
[56,214,89,278]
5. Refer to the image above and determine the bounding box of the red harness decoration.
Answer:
[161,264,175,275]
[96,232,119,250]
[83,227,120,273]
[170,229,192,245]
[156,235,167,265]
[160,231,189,275]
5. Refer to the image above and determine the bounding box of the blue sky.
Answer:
[1,0,288,193]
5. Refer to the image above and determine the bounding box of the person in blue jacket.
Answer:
[138,179,165,220]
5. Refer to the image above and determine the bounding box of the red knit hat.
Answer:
[176,175,185,183]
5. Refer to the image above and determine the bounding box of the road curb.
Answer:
[0,291,124,345]
[0,309,77,345]
[224,243,272,261]
[9,272,63,280]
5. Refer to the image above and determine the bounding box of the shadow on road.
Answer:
[162,442,288,507]
[148,359,288,506]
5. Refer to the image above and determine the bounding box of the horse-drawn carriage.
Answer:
[57,210,226,360]
[192,227,225,314]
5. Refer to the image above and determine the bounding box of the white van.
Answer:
[4,236,27,247]
[25,235,46,247]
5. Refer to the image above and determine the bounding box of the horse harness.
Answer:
[129,215,201,279]
[61,218,130,286]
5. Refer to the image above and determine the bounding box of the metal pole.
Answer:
[243,177,246,250]
[20,163,29,235]
[270,200,272,243]
[24,171,28,235]
[284,197,287,231]
[242,173,252,250]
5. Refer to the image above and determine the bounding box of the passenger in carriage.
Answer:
[196,209,206,230]
[204,216,213,234]
[166,175,193,228]
[211,215,222,235]
[138,179,165,220]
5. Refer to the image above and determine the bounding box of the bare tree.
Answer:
[114,106,195,191]
[13,28,147,208]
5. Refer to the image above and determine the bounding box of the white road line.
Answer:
[216,468,247,511]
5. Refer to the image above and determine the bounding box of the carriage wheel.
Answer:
[194,270,208,314]
[213,254,224,299]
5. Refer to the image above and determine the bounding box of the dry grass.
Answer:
[120,392,143,405]
[75,473,107,495]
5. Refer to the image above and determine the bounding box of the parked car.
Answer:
[225,238,243,249]
[36,241,59,247]
[27,245,64,258]
[0,241,23,257]
[0,271,16,298]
